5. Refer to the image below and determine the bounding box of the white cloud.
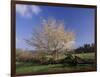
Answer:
[16,4,30,17]
[16,4,41,18]
[30,5,41,15]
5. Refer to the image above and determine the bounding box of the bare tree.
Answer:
[26,18,75,60]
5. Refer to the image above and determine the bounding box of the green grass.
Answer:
[16,63,96,75]
[16,52,96,75]
[52,52,95,60]
[16,64,62,74]
[74,53,95,60]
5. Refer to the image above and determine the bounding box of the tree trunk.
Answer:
[53,50,58,61]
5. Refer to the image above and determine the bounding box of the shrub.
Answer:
[61,53,78,66]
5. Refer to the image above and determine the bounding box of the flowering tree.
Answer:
[26,18,75,60]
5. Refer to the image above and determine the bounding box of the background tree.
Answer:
[74,43,95,53]
[16,49,33,62]
[26,18,75,61]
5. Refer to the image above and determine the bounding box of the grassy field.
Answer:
[73,53,95,60]
[16,64,95,75]
[16,52,96,75]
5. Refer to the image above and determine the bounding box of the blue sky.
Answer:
[16,4,95,50]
